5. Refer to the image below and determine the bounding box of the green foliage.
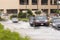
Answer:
[24,9,33,18]
[0,23,4,29]
[0,23,30,40]
[18,18,29,22]
[0,17,2,21]
[18,9,34,18]
[35,10,41,14]
[54,10,60,14]
[23,36,30,40]
[18,11,26,18]
[0,17,5,21]
[27,9,33,16]
[10,15,17,19]
[21,13,26,18]
[0,30,20,40]
[18,11,23,18]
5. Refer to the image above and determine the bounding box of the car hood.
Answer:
[53,23,60,24]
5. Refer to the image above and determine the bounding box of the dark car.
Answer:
[29,16,49,27]
[51,17,60,30]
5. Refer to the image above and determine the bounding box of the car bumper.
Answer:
[34,22,49,26]
[53,25,60,28]
[12,21,18,23]
[53,25,60,30]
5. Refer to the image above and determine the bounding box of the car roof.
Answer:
[53,17,60,18]
[52,17,60,20]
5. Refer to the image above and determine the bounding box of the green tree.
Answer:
[18,11,27,18]
[54,10,60,16]
[18,11,23,18]
[27,9,33,16]
[35,10,41,15]
[27,9,33,18]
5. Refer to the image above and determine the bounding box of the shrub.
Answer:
[0,23,30,40]
[35,10,41,15]
[0,29,20,40]
[0,17,2,21]
[0,17,5,21]
[21,13,26,18]
[23,36,30,40]
[27,9,33,16]
[18,18,29,22]
[18,9,33,18]
[27,9,33,18]
[54,10,60,16]
[0,23,4,29]
[10,14,17,19]
[18,11,27,18]
[0,16,7,21]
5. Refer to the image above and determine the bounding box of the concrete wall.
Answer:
[0,0,19,9]
[0,0,60,14]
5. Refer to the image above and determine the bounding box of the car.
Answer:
[12,17,18,23]
[29,16,35,26]
[29,16,49,27]
[50,16,58,24]
[51,17,60,30]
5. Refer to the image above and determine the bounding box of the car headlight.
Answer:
[36,20,39,22]
[45,20,48,22]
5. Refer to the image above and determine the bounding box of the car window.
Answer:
[53,18,60,23]
[12,18,18,21]
[30,17,34,19]
[35,16,47,20]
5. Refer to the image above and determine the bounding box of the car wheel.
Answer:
[33,24,36,27]
[30,24,36,27]
[13,21,18,23]
[45,24,49,26]
[53,26,60,30]
[30,24,33,27]
[46,24,49,26]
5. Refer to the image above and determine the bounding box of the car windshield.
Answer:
[30,17,34,19]
[35,16,47,20]
[53,19,60,23]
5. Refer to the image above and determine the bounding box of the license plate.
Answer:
[41,24,43,25]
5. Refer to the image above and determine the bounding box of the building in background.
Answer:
[0,0,60,15]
